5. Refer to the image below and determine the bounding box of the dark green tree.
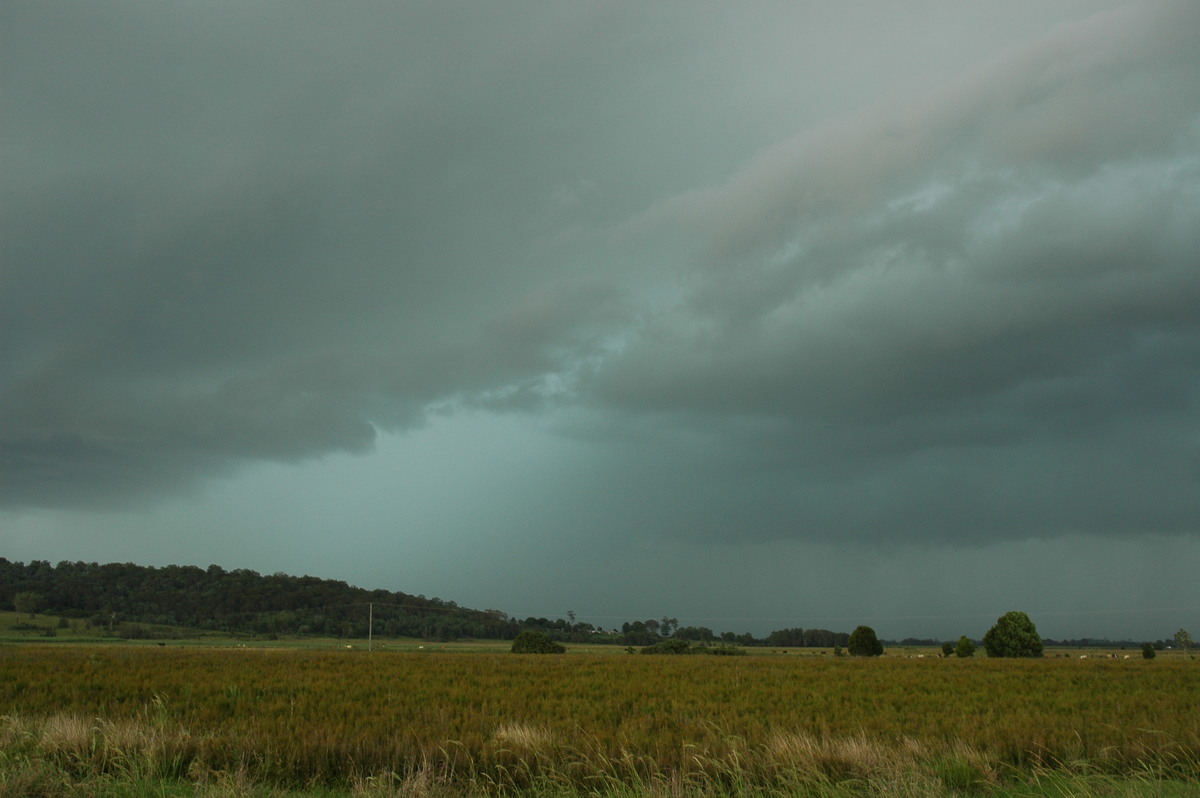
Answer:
[676,626,715,643]
[1141,643,1156,660]
[982,611,1043,658]
[847,625,884,657]
[622,621,653,646]
[12,591,44,618]
[954,635,976,658]
[511,629,566,654]
[941,641,955,657]
[766,628,807,647]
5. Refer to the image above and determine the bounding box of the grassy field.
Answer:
[1,642,1196,797]
[0,609,228,645]
[1,610,1173,658]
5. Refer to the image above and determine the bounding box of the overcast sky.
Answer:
[3,1,1198,641]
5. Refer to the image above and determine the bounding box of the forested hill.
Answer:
[4,559,1166,648]
[0,559,520,641]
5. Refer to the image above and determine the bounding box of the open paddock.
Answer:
[1,644,1196,795]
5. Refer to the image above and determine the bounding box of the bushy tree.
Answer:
[1174,629,1192,656]
[941,641,955,657]
[511,629,565,654]
[1141,643,1156,660]
[955,636,976,658]
[983,611,1043,658]
[12,591,44,618]
[621,621,653,647]
[847,625,883,657]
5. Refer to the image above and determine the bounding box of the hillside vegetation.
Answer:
[0,558,515,641]
[1,558,1182,651]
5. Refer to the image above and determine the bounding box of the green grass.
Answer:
[0,610,229,644]
[0,610,473,650]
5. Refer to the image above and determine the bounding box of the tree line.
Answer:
[0,559,517,641]
[2,559,864,647]
[5,560,1181,655]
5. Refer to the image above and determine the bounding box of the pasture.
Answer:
[0,643,1197,796]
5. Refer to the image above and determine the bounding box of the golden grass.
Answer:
[0,645,1195,795]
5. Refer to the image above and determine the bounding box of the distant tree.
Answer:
[983,611,1043,658]
[804,628,836,647]
[954,636,976,658]
[676,626,714,643]
[1141,643,1156,660]
[622,621,653,647]
[511,630,565,654]
[766,628,807,648]
[847,625,884,657]
[13,591,44,618]
[1174,629,1192,656]
[941,641,955,657]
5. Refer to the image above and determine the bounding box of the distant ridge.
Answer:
[0,558,1175,649]
[0,558,518,641]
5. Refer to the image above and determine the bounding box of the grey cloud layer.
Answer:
[3,2,1198,544]
[584,2,1200,541]
[3,2,638,505]
[578,1,1190,542]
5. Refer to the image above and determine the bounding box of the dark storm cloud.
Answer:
[3,0,1198,552]
[2,2,636,506]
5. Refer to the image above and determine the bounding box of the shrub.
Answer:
[635,640,746,656]
[511,630,565,654]
[640,639,692,655]
[982,611,1043,658]
[1142,642,1156,660]
[954,636,976,658]
[847,625,884,657]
